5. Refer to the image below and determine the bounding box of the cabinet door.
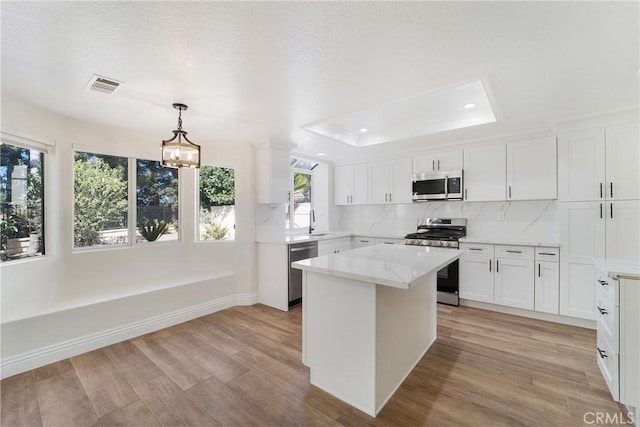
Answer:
[389,157,412,204]
[256,146,290,204]
[459,245,495,303]
[437,150,463,171]
[352,163,369,205]
[368,160,389,204]
[463,144,506,201]
[494,258,535,310]
[606,200,640,264]
[334,165,353,205]
[413,154,437,174]
[507,137,557,200]
[606,123,640,201]
[558,128,606,201]
[535,261,560,314]
[559,202,605,320]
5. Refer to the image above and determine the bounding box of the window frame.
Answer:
[196,164,236,243]
[0,134,48,263]
[287,166,313,232]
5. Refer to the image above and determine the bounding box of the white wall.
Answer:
[337,200,557,242]
[0,93,257,375]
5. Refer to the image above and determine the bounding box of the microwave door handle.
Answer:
[444,176,448,199]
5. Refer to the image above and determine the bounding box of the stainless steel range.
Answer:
[405,218,466,306]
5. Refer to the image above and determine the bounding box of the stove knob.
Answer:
[420,240,429,246]
[441,241,450,247]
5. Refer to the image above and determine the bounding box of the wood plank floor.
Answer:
[1,304,630,426]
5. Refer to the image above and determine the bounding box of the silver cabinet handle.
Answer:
[610,182,613,198]
[389,193,392,202]
[385,193,388,202]
[437,159,440,170]
[600,182,603,199]
[465,188,468,200]
[469,248,483,251]
[506,250,522,254]
[508,185,512,199]
[432,160,435,171]
[489,259,492,272]
[538,252,556,256]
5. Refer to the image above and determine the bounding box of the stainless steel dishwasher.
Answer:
[288,241,318,307]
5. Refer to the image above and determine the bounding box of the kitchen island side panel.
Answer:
[304,271,377,415]
[375,272,437,412]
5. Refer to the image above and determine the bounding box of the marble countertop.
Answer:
[256,231,406,245]
[291,244,461,289]
[594,258,640,280]
[459,237,560,248]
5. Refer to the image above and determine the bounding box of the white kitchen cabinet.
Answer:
[459,243,495,303]
[374,237,405,245]
[534,247,560,314]
[558,123,639,202]
[557,128,605,202]
[605,200,640,264]
[352,236,375,248]
[413,150,463,174]
[255,145,290,204]
[463,144,506,201]
[257,243,289,311]
[368,157,412,204]
[318,237,352,256]
[494,246,535,310]
[559,202,605,320]
[605,123,640,201]
[334,163,368,205]
[506,137,557,200]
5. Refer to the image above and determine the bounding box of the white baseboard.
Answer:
[460,299,597,329]
[0,292,257,379]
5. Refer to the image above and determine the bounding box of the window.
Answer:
[74,152,128,247]
[198,166,235,241]
[286,157,316,230]
[136,159,178,243]
[0,143,44,262]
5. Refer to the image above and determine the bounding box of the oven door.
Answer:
[412,176,447,200]
[437,258,459,306]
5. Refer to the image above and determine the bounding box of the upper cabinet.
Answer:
[369,157,412,204]
[605,123,640,201]
[463,144,506,201]
[413,150,463,174]
[334,163,368,205]
[255,145,290,204]
[558,123,639,201]
[506,137,557,200]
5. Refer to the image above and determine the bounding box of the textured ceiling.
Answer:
[1,1,638,162]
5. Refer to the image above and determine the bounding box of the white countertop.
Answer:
[256,231,405,245]
[594,258,640,280]
[459,237,560,248]
[291,244,461,289]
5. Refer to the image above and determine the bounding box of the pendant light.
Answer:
[161,103,201,168]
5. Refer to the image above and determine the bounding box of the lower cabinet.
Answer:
[595,269,640,409]
[318,237,351,256]
[459,244,494,303]
[460,243,559,313]
[494,246,534,310]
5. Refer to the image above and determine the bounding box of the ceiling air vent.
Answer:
[86,74,123,94]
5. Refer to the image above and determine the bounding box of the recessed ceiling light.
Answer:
[360,128,368,133]
[317,153,325,156]
[463,103,476,109]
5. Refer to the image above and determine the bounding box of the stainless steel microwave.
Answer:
[412,170,463,201]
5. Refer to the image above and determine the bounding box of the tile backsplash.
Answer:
[335,200,558,242]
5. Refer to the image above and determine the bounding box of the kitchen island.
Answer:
[292,244,461,417]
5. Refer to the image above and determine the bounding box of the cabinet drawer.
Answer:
[535,247,559,262]
[596,286,619,353]
[597,331,620,402]
[495,245,534,260]
[596,274,620,307]
[460,243,494,256]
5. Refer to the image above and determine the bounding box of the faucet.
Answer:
[309,209,315,234]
